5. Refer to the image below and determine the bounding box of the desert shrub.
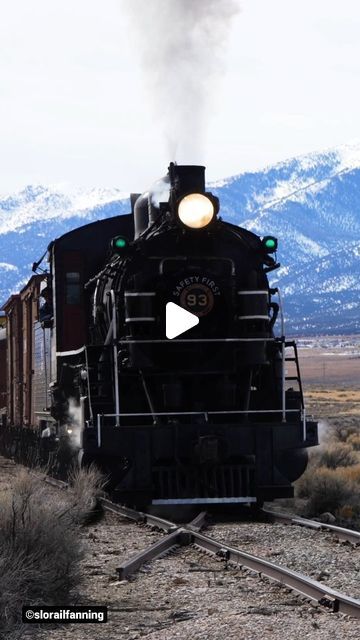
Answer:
[68,464,106,525]
[347,433,360,451]
[337,464,360,484]
[328,420,359,442]
[318,442,359,469]
[0,470,83,639]
[296,467,316,499]
[338,504,356,520]
[296,466,356,516]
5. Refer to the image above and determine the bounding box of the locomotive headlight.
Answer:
[178,193,216,229]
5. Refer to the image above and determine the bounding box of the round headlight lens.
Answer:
[178,193,215,229]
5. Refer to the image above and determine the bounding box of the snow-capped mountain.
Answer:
[0,186,130,306]
[1,143,359,335]
[210,142,360,334]
[0,185,129,235]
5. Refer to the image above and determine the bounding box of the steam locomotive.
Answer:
[1,163,318,507]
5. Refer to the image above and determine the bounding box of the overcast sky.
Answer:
[1,0,360,193]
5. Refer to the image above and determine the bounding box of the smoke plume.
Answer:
[124,0,240,163]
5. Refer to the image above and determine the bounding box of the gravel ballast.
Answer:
[1,456,360,639]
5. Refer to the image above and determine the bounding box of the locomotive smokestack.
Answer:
[134,164,212,238]
[168,163,206,199]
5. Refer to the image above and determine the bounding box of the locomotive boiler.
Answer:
[1,163,318,507]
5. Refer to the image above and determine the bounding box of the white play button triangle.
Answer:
[166,302,199,339]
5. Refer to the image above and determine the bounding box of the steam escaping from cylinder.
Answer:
[124,0,240,163]
[65,398,82,450]
[318,419,331,446]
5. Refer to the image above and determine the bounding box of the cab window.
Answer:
[65,272,81,304]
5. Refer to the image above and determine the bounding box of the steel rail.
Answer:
[30,474,360,617]
[39,474,177,533]
[186,511,208,532]
[39,473,178,533]
[263,508,360,545]
[99,497,177,533]
[191,530,360,618]
[42,475,69,490]
[116,529,182,580]
[116,511,209,581]
[42,474,360,546]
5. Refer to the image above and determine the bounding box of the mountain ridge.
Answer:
[1,142,359,335]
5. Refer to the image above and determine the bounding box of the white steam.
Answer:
[124,0,240,162]
[150,175,170,206]
[318,419,330,446]
[66,398,82,449]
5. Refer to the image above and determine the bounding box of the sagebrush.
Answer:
[0,465,104,640]
[295,416,360,524]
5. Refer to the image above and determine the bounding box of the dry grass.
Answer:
[346,433,360,451]
[295,388,360,525]
[296,466,357,517]
[318,442,359,469]
[327,421,359,442]
[282,336,360,523]
[68,463,106,525]
[337,464,360,484]
[0,465,105,639]
[305,389,360,403]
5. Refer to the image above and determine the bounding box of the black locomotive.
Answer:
[0,163,318,507]
[53,163,318,506]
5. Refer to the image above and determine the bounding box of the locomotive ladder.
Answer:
[284,340,304,407]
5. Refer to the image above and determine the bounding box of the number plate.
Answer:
[180,283,215,317]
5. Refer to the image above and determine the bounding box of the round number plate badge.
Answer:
[180,283,214,317]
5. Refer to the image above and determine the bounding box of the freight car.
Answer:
[0,314,6,420]
[0,164,318,507]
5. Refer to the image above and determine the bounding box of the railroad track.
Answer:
[263,508,360,546]
[40,474,360,618]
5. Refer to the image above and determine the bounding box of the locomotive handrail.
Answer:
[276,287,287,422]
[97,408,302,418]
[117,337,276,343]
[109,290,120,426]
